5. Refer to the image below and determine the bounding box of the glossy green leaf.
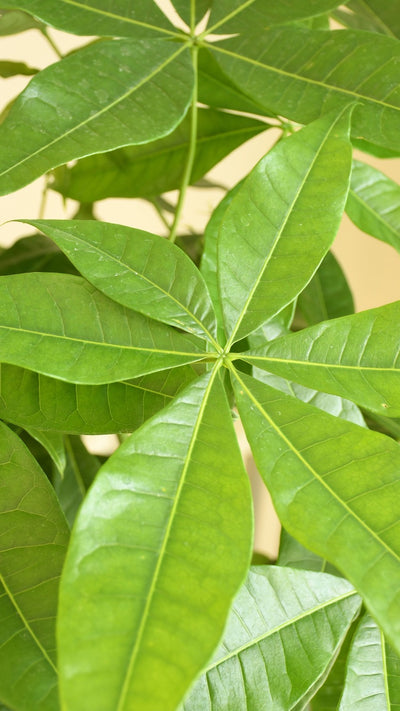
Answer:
[296,251,354,327]
[0,60,38,77]
[181,566,361,710]
[54,436,101,526]
[1,0,175,38]
[58,371,253,711]
[243,302,400,416]
[232,369,400,653]
[339,613,400,709]
[25,427,66,476]
[333,1,400,38]
[50,108,268,202]
[198,48,269,115]
[218,109,353,344]
[0,233,76,276]
[0,421,69,711]
[0,363,197,434]
[0,8,43,35]
[346,160,400,252]
[211,28,400,152]
[207,0,345,34]
[0,38,193,195]
[310,617,359,710]
[0,273,208,384]
[25,220,218,344]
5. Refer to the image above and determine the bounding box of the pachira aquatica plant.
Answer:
[0,0,400,709]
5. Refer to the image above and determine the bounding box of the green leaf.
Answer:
[218,109,353,344]
[0,60,38,77]
[181,566,361,710]
[243,302,400,416]
[346,160,400,252]
[351,137,400,159]
[0,421,69,711]
[310,617,359,710]
[172,0,211,27]
[54,436,101,526]
[58,371,253,711]
[278,529,338,574]
[207,0,346,34]
[25,427,66,477]
[232,369,400,654]
[0,38,193,195]
[25,220,219,344]
[0,273,208,384]
[198,48,269,115]
[211,27,400,153]
[1,0,175,38]
[296,251,354,327]
[0,233,77,276]
[339,613,400,709]
[0,8,43,35]
[333,1,400,38]
[0,363,197,434]
[50,108,268,202]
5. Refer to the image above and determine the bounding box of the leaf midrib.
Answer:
[0,44,187,180]
[242,353,400,373]
[211,41,400,112]
[204,588,358,672]
[232,367,400,564]
[115,365,220,710]
[225,108,347,346]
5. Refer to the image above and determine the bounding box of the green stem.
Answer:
[151,198,172,232]
[40,27,64,59]
[169,45,199,243]
[190,0,196,33]
[39,175,50,219]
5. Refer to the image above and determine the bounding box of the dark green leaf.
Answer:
[243,302,400,416]
[0,273,208,384]
[24,427,66,476]
[296,251,354,327]
[0,60,38,77]
[54,436,101,526]
[346,160,400,252]
[211,28,400,152]
[0,39,193,195]
[232,369,400,654]
[0,8,43,35]
[0,363,197,434]
[181,566,361,710]
[50,108,268,202]
[333,0,400,38]
[0,234,77,276]
[24,220,219,344]
[218,109,353,343]
[58,371,253,711]
[0,0,175,38]
[278,529,338,574]
[339,613,400,709]
[0,422,69,711]
[310,617,359,710]
[207,0,346,34]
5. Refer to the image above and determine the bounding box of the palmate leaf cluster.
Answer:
[0,1,400,709]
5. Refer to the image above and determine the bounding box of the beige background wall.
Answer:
[1,23,400,556]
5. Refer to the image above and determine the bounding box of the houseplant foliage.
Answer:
[0,0,400,709]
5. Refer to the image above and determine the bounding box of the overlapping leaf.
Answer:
[0,363,197,434]
[0,8,43,35]
[198,49,268,114]
[333,0,400,38]
[172,0,211,28]
[181,566,361,710]
[25,428,66,476]
[211,28,400,153]
[339,614,400,709]
[55,436,101,526]
[218,108,353,344]
[0,0,175,38]
[232,369,400,653]
[50,108,268,202]
[0,273,208,384]
[0,38,193,195]
[243,302,400,416]
[0,422,69,710]
[58,371,253,711]
[296,251,354,327]
[26,220,218,343]
[207,0,346,34]
[0,233,76,276]
[346,160,400,252]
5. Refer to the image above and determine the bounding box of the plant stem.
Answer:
[190,0,196,33]
[39,175,50,218]
[40,27,64,59]
[169,45,199,243]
